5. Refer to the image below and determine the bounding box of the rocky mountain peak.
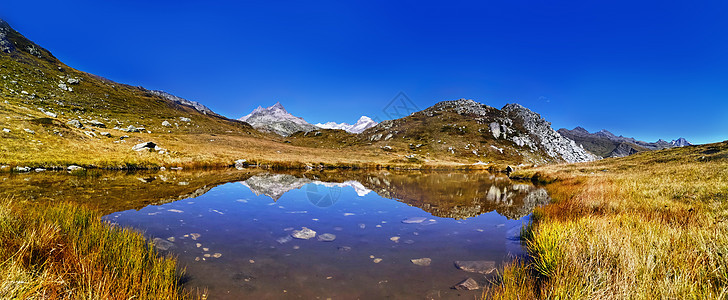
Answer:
[671,137,692,147]
[239,102,317,136]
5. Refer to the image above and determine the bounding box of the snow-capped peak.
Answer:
[315,116,378,134]
[238,102,317,136]
[671,137,692,147]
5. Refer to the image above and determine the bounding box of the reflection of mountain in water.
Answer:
[355,172,549,220]
[241,173,371,201]
[242,171,549,220]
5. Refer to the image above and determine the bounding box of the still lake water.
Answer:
[1,170,548,299]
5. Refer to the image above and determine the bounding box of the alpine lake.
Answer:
[2,168,550,299]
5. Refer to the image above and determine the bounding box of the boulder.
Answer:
[162,120,172,127]
[88,120,106,128]
[100,132,111,137]
[179,117,191,122]
[234,159,247,169]
[132,142,157,151]
[67,165,84,171]
[66,119,83,128]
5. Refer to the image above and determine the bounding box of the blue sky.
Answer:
[2,1,726,144]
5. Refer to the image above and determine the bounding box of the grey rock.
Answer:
[317,233,336,242]
[23,128,35,134]
[66,120,83,128]
[291,227,316,240]
[453,277,480,290]
[234,159,247,170]
[162,120,171,127]
[13,166,31,172]
[88,120,106,128]
[2,128,10,133]
[179,117,191,122]
[67,165,84,171]
[132,142,157,151]
[454,260,496,274]
[100,132,111,137]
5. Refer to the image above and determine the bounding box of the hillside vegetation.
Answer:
[489,141,728,299]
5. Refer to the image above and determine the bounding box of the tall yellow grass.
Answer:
[489,142,728,299]
[0,199,192,299]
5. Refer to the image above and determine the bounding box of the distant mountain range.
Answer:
[557,127,692,158]
[315,116,378,133]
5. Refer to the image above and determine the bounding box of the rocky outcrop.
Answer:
[502,104,597,163]
[147,90,219,116]
[239,102,317,136]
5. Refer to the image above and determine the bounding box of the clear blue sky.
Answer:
[3,1,726,144]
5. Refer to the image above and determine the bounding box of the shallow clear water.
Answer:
[105,171,548,299]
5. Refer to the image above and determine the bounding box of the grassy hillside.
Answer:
[489,141,728,299]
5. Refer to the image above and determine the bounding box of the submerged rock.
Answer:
[454,260,496,274]
[317,233,336,242]
[152,238,175,251]
[453,277,480,290]
[291,227,316,240]
[402,217,427,224]
[411,258,432,266]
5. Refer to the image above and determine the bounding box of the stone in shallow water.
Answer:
[373,258,383,263]
[411,258,432,266]
[390,236,400,243]
[317,233,336,242]
[338,246,352,252]
[276,236,293,244]
[453,277,480,290]
[291,227,316,240]
[402,217,427,224]
[152,238,175,251]
[454,260,496,274]
[190,233,201,240]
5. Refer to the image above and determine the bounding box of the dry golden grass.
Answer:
[0,198,193,299]
[488,142,728,299]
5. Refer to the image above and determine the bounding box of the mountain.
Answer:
[557,127,692,158]
[671,138,692,147]
[240,172,371,200]
[292,99,597,165]
[315,116,378,133]
[238,102,317,136]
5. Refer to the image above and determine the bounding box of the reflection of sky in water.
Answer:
[108,180,530,299]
